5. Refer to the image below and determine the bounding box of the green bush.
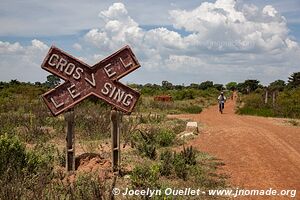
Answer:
[159,146,198,180]
[156,129,175,147]
[173,153,189,180]
[134,129,157,160]
[180,146,198,165]
[75,100,111,139]
[60,172,107,199]
[26,143,54,174]
[131,164,160,189]
[181,105,203,114]
[138,113,165,124]
[56,148,66,167]
[238,88,300,118]
[159,150,173,176]
[0,134,55,200]
[0,134,27,175]
[0,134,54,175]
[172,89,196,100]
[133,128,177,159]
[238,107,275,117]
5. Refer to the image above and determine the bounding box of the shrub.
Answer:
[131,164,160,189]
[66,172,107,199]
[180,146,198,165]
[75,100,111,139]
[238,107,275,117]
[0,134,54,175]
[56,148,66,167]
[134,129,157,160]
[0,134,27,175]
[238,88,300,119]
[159,146,198,180]
[138,113,165,124]
[156,129,175,147]
[173,153,189,181]
[0,134,55,200]
[159,150,173,176]
[181,105,202,114]
[26,143,54,174]
[172,89,196,100]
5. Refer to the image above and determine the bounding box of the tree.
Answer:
[199,81,213,90]
[236,82,246,93]
[236,80,260,94]
[34,82,42,86]
[244,80,260,93]
[9,79,20,85]
[162,80,173,90]
[268,80,285,91]
[44,75,60,88]
[174,85,184,90]
[213,84,224,91]
[287,72,300,88]
[226,82,237,91]
[189,83,200,89]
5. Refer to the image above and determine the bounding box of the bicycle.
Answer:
[219,101,225,114]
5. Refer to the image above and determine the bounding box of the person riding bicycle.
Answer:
[218,92,226,113]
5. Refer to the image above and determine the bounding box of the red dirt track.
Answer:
[171,95,300,196]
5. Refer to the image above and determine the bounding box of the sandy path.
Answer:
[171,95,300,194]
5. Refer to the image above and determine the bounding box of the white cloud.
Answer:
[0,40,49,82]
[82,1,300,84]
[72,43,82,51]
[1,1,299,85]
[0,41,23,54]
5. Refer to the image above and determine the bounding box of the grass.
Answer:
[238,107,275,117]
[237,87,300,119]
[0,82,228,199]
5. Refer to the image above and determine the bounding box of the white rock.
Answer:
[179,132,195,139]
[186,121,199,133]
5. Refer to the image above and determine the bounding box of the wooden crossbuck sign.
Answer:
[41,45,141,116]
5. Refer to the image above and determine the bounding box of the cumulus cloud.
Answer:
[1,1,299,84]
[83,1,300,84]
[0,41,23,54]
[0,40,49,82]
[72,43,82,51]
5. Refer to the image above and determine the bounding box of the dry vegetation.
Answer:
[0,81,228,199]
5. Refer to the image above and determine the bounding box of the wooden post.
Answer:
[111,110,121,173]
[272,91,276,106]
[265,90,268,104]
[65,109,75,171]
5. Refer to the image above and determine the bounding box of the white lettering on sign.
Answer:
[67,84,80,99]
[50,97,64,108]
[120,57,132,68]
[48,54,59,66]
[56,57,68,71]
[104,63,116,78]
[73,67,83,80]
[101,82,133,107]
[123,94,133,106]
[85,73,96,87]
[113,89,125,103]
[48,53,83,80]
[64,63,76,76]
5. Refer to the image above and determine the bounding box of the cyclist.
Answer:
[218,92,226,113]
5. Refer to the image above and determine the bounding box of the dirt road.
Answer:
[171,96,300,193]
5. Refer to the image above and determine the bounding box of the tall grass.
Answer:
[238,88,300,118]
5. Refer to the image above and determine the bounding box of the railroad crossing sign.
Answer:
[41,45,140,116]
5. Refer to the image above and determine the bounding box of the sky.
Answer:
[0,0,300,86]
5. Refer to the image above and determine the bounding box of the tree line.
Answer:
[130,72,300,93]
[1,72,299,93]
